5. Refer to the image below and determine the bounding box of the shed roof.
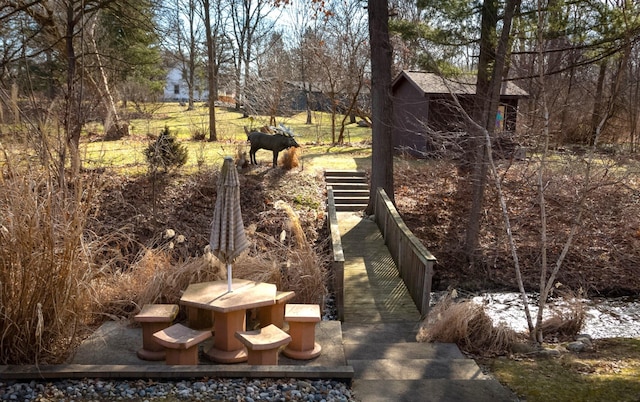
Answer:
[393,70,528,97]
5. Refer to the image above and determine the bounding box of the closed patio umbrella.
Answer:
[210,156,250,292]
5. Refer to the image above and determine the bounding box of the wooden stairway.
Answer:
[324,170,369,212]
[342,322,517,402]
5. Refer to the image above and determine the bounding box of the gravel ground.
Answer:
[0,378,355,401]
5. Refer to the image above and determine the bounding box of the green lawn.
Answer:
[79,102,373,174]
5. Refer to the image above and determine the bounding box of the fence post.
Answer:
[420,260,434,316]
[327,188,345,321]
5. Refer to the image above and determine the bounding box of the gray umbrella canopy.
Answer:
[209,156,250,292]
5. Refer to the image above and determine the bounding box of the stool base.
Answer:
[283,342,322,360]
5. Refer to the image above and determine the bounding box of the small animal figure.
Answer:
[236,151,249,169]
[246,126,300,167]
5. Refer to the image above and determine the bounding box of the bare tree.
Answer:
[482,0,637,344]
[171,0,204,110]
[201,0,224,141]
[284,1,319,125]
[1,0,160,181]
[229,0,276,115]
[297,0,369,144]
[2,0,119,181]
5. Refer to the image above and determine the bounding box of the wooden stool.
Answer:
[257,290,296,328]
[235,324,292,365]
[133,304,179,361]
[283,304,322,360]
[153,323,212,365]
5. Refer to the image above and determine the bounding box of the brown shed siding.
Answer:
[391,71,527,157]
[392,79,429,155]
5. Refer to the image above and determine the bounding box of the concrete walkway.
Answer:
[334,196,518,401]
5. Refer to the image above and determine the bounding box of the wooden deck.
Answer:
[337,212,421,324]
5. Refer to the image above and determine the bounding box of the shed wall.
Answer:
[392,80,428,156]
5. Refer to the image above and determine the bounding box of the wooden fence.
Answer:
[374,188,436,316]
[326,188,345,321]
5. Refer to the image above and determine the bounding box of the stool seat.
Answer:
[134,304,179,361]
[153,323,212,365]
[235,324,291,365]
[283,304,322,360]
[284,303,320,322]
[135,304,179,322]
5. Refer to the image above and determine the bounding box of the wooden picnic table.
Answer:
[179,279,277,363]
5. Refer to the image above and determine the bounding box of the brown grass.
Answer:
[94,199,327,320]
[0,168,101,364]
[234,200,327,307]
[539,296,587,341]
[281,147,301,170]
[94,246,226,318]
[417,293,520,356]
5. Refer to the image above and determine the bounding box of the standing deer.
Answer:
[244,125,300,167]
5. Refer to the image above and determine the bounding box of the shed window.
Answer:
[173,85,180,95]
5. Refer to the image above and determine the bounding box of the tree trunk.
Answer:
[87,16,127,141]
[589,61,607,145]
[338,89,363,144]
[202,0,218,141]
[63,1,81,184]
[463,0,499,262]
[365,0,394,215]
[464,0,521,264]
[187,0,196,111]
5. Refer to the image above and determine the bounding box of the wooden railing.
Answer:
[326,187,345,321]
[374,188,436,316]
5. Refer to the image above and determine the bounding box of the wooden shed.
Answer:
[391,70,528,156]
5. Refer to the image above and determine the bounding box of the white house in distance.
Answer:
[162,67,209,102]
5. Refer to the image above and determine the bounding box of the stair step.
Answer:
[352,379,518,402]
[327,183,369,191]
[332,189,370,197]
[334,197,370,204]
[344,343,465,360]
[324,170,366,177]
[341,323,420,343]
[335,204,367,211]
[325,176,368,184]
[348,358,490,380]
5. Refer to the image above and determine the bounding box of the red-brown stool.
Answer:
[153,323,212,365]
[133,304,179,361]
[235,324,292,365]
[283,304,322,360]
[257,290,296,329]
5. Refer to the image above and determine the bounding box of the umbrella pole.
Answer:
[227,264,233,292]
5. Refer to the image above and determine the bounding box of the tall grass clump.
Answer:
[281,147,301,170]
[94,245,226,319]
[234,200,328,308]
[0,167,99,364]
[417,292,520,356]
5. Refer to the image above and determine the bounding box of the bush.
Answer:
[144,126,188,172]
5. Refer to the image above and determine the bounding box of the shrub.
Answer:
[191,128,206,141]
[144,126,188,172]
